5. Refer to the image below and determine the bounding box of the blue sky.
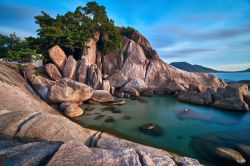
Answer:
[0,0,249,71]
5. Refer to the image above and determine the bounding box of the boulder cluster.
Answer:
[177,83,250,111]
[23,29,249,113]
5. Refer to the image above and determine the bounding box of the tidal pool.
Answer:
[73,95,250,165]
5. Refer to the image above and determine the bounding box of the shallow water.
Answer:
[74,96,250,165]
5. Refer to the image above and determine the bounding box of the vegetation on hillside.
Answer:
[0,33,40,62]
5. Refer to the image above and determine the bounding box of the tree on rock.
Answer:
[33,1,122,60]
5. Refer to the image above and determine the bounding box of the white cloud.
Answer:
[209,62,250,71]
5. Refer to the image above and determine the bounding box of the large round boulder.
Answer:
[48,78,93,103]
[64,103,84,118]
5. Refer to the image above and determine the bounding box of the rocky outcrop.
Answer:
[120,40,149,81]
[63,55,77,80]
[45,63,62,81]
[213,97,249,111]
[96,133,201,166]
[177,82,249,111]
[121,28,160,60]
[91,90,114,103]
[0,61,58,115]
[48,45,67,71]
[48,78,93,103]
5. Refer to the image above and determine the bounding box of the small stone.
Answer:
[85,105,94,111]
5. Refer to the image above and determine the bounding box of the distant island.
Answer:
[170,62,250,73]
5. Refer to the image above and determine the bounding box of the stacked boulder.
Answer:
[25,28,249,112]
[25,45,114,118]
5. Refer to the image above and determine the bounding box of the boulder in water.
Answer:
[64,103,84,118]
[91,90,114,103]
[214,147,246,165]
[139,123,163,136]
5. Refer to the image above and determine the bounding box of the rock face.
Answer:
[0,61,58,115]
[45,63,62,81]
[177,82,250,111]
[121,28,160,60]
[63,55,77,80]
[213,97,249,111]
[48,78,93,103]
[49,45,67,71]
[120,40,148,81]
[96,133,201,166]
[91,90,114,103]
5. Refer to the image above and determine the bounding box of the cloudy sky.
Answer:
[0,0,249,71]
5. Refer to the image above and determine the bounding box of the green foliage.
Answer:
[0,33,38,61]
[98,22,122,54]
[120,26,137,37]
[33,1,123,57]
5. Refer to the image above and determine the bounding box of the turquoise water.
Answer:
[74,96,250,165]
[212,72,250,82]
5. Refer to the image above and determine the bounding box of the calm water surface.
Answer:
[212,72,250,82]
[74,95,250,165]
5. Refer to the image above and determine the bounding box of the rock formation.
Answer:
[20,28,249,111]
